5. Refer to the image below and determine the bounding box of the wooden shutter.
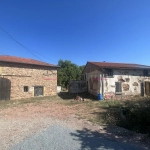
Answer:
[34,86,44,96]
[115,82,122,92]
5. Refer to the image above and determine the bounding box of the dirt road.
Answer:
[0,99,149,150]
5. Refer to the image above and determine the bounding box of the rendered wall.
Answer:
[85,69,150,98]
[86,70,100,96]
[103,69,150,99]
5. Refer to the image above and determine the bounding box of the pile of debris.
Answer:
[74,96,85,102]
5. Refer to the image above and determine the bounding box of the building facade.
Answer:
[0,55,59,100]
[82,62,150,99]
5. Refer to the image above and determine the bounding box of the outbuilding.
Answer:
[0,55,59,100]
[82,61,150,99]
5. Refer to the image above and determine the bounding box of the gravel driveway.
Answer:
[11,122,145,150]
[0,101,150,150]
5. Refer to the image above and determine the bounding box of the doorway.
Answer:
[0,78,11,100]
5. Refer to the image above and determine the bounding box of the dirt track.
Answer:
[0,99,150,150]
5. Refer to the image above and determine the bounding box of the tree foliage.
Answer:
[57,59,85,88]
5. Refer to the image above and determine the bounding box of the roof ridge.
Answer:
[87,61,150,69]
[88,61,150,67]
[0,55,59,68]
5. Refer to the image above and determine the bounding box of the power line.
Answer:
[0,27,57,63]
[25,47,57,64]
[0,52,4,55]
[0,27,43,61]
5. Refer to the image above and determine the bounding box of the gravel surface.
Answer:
[0,101,150,150]
[11,122,145,150]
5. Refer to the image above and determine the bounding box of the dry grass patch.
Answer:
[1,93,150,135]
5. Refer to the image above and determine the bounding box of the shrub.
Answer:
[119,104,150,134]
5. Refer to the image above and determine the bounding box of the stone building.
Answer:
[82,62,150,99]
[0,55,59,100]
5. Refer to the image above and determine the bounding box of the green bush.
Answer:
[119,104,150,134]
[102,99,150,134]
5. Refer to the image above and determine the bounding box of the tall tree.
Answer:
[57,60,85,88]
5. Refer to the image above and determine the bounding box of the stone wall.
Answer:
[0,63,57,100]
[86,70,100,96]
[103,69,150,99]
[82,62,100,74]
[84,68,150,99]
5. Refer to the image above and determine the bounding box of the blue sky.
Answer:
[0,0,150,66]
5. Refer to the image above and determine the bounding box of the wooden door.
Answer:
[145,82,150,96]
[0,78,11,100]
[141,82,144,96]
[34,86,44,96]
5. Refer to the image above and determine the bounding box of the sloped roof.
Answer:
[0,55,59,68]
[88,62,150,69]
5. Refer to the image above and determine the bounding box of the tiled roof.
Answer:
[0,55,59,68]
[88,62,150,69]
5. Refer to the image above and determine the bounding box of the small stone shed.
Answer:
[82,62,150,99]
[0,55,59,100]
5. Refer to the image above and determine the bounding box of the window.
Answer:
[143,70,149,76]
[104,69,113,77]
[82,75,84,80]
[34,86,44,96]
[24,86,29,92]
[82,74,86,80]
[115,82,122,93]
[85,74,86,80]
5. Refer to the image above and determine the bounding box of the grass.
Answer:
[62,94,150,135]
[0,95,60,109]
[100,99,122,107]
[1,92,150,135]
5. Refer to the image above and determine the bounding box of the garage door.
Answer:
[0,78,11,100]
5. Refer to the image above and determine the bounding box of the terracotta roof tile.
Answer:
[89,61,150,69]
[0,55,59,68]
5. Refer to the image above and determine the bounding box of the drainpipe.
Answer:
[98,72,100,96]
[102,68,104,99]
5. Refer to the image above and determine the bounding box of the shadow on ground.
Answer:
[11,125,147,150]
[70,127,145,150]
[58,92,150,135]
[58,91,97,100]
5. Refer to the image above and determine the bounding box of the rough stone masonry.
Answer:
[0,62,58,100]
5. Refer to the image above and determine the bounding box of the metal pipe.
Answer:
[102,68,104,99]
